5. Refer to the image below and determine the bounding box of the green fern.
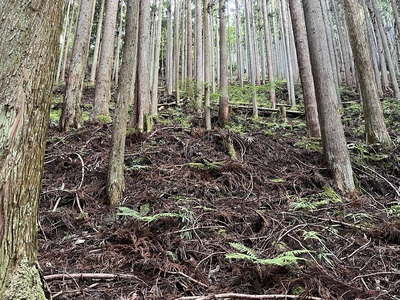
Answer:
[226,242,309,266]
[117,207,179,222]
[228,242,258,260]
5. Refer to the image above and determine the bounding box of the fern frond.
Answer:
[117,207,179,222]
[228,242,259,259]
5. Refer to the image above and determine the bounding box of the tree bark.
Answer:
[0,1,63,298]
[344,0,392,145]
[288,0,321,138]
[195,0,204,111]
[131,0,152,132]
[303,0,355,194]
[90,0,105,84]
[92,0,119,120]
[218,0,230,126]
[369,0,400,99]
[107,0,139,206]
[60,0,96,131]
[204,0,212,130]
[262,0,276,108]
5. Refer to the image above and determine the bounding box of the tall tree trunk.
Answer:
[0,1,63,299]
[262,0,276,108]
[90,0,105,84]
[195,0,203,111]
[113,0,124,85]
[166,2,173,95]
[369,0,400,99]
[56,0,74,84]
[303,0,355,194]
[60,0,96,131]
[131,0,152,132]
[92,0,119,120]
[151,0,163,116]
[234,0,244,87]
[281,0,296,107]
[288,0,321,138]
[174,0,180,104]
[204,0,212,130]
[107,0,139,206]
[186,0,193,81]
[61,1,78,85]
[344,0,392,145]
[218,0,230,126]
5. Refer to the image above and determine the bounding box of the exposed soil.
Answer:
[39,89,400,300]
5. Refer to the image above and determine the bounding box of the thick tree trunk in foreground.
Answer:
[107,0,139,206]
[0,1,63,299]
[288,0,321,138]
[60,0,96,131]
[303,0,355,193]
[344,0,392,146]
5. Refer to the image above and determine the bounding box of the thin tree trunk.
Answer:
[92,0,119,120]
[288,0,321,137]
[204,0,212,130]
[174,0,180,104]
[195,0,203,111]
[369,0,400,99]
[113,0,124,85]
[61,1,78,85]
[60,0,96,131]
[90,0,105,84]
[344,0,392,145]
[0,1,63,298]
[303,0,355,194]
[107,0,139,206]
[186,0,193,80]
[262,0,276,108]
[151,0,163,116]
[234,0,244,87]
[132,0,152,132]
[166,2,173,95]
[219,0,230,126]
[56,0,74,84]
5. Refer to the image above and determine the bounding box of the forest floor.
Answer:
[39,87,400,300]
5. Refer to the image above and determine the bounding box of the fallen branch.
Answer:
[176,293,322,300]
[44,273,140,281]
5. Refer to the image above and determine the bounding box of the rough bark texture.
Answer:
[195,0,204,111]
[218,0,230,126]
[90,0,105,84]
[132,0,152,132]
[303,0,355,193]
[107,0,139,206]
[204,0,212,130]
[0,1,63,298]
[60,0,96,131]
[344,0,392,145]
[369,0,400,99]
[262,0,276,108]
[92,0,119,120]
[288,0,321,138]
[186,0,193,80]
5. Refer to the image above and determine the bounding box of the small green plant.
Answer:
[117,207,179,222]
[294,137,322,153]
[290,185,342,211]
[96,114,112,123]
[188,160,225,170]
[388,202,400,217]
[225,242,309,266]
